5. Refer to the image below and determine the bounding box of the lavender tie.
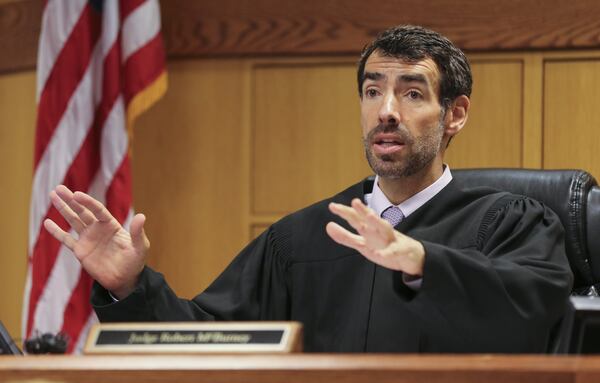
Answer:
[381,206,404,227]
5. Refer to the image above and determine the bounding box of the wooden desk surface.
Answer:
[1,354,600,383]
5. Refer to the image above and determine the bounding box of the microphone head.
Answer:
[24,332,68,354]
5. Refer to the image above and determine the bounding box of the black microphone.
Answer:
[24,332,68,354]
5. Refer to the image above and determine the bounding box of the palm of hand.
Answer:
[359,220,396,252]
[356,220,418,272]
[74,220,143,292]
[44,185,149,298]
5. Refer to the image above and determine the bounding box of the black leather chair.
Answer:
[453,168,600,295]
[453,168,600,353]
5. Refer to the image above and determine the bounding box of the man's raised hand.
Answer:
[325,198,425,276]
[43,185,149,299]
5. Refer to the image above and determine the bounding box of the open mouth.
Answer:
[372,134,405,155]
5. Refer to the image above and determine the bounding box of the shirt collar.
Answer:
[365,165,453,218]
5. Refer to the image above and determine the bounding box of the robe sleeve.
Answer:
[411,196,573,352]
[92,226,292,322]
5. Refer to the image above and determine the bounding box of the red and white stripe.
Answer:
[24,0,167,353]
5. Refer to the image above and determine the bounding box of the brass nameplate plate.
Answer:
[84,322,302,354]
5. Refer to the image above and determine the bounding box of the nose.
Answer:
[378,93,401,126]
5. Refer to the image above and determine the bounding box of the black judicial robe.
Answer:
[92,178,573,353]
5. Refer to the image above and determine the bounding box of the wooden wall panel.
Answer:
[251,63,371,215]
[445,60,523,168]
[132,60,248,297]
[0,70,35,338]
[543,59,600,180]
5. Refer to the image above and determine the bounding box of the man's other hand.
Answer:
[326,198,425,276]
[43,185,149,299]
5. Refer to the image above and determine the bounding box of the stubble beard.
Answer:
[363,120,445,179]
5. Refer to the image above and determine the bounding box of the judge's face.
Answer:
[360,51,446,179]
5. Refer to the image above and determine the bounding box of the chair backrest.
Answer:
[452,168,600,295]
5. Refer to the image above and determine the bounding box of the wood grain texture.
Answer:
[445,60,523,168]
[1,354,600,383]
[543,59,600,180]
[132,60,248,297]
[521,54,544,168]
[5,0,600,73]
[0,70,35,339]
[251,62,371,214]
[0,0,41,73]
[160,0,600,57]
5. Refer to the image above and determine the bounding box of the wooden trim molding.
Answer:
[0,0,42,73]
[3,0,600,73]
[2,354,600,383]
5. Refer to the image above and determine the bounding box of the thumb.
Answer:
[130,213,150,254]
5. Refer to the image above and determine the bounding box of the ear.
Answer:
[443,95,470,138]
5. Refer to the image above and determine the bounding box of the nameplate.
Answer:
[84,322,302,354]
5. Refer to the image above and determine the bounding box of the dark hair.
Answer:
[357,25,472,110]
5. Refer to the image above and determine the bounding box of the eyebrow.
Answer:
[364,72,385,81]
[398,73,428,85]
[364,71,429,86]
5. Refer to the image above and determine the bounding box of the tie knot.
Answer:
[381,206,404,227]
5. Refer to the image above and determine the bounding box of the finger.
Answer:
[55,185,95,226]
[49,190,86,233]
[60,191,97,226]
[130,213,150,253]
[68,199,97,226]
[351,198,373,217]
[350,198,386,227]
[55,184,75,197]
[325,221,366,250]
[351,198,390,235]
[73,191,114,223]
[364,209,394,237]
[351,197,398,238]
[328,202,365,232]
[43,218,76,252]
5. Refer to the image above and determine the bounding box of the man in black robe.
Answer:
[44,25,573,353]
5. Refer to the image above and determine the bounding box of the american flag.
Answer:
[23,0,167,353]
